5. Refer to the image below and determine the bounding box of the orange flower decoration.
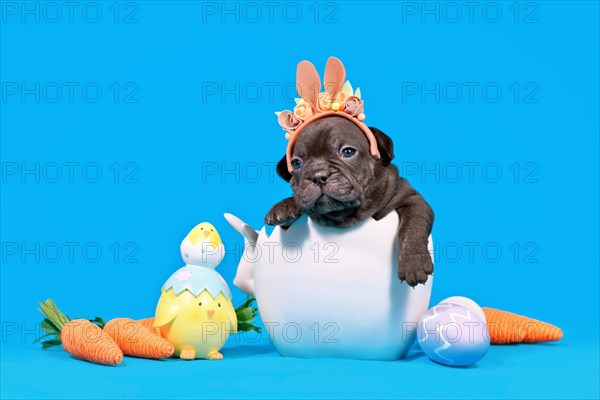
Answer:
[317,92,333,112]
[332,91,349,111]
[293,99,314,121]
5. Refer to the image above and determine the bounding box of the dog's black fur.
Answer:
[265,116,434,286]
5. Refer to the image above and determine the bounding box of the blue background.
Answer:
[1,1,599,398]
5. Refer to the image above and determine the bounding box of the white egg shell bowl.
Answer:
[225,212,433,361]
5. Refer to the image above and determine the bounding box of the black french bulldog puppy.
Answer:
[265,116,434,287]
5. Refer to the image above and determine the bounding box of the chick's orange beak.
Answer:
[206,309,215,319]
[204,231,210,239]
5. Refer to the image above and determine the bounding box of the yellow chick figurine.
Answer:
[154,222,237,360]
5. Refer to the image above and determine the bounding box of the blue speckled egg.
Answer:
[417,303,490,367]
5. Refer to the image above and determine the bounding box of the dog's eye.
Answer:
[341,147,357,158]
[291,159,303,169]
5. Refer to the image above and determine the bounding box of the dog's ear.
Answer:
[276,155,293,182]
[369,127,394,166]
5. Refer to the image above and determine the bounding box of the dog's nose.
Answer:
[311,171,330,186]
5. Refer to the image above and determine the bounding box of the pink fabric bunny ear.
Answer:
[323,57,346,98]
[296,60,321,107]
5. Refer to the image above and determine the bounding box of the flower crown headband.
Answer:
[276,57,381,173]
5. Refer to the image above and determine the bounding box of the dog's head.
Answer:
[276,116,395,227]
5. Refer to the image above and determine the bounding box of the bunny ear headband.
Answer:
[275,57,381,173]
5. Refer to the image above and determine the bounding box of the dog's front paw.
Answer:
[265,198,302,227]
[398,252,433,287]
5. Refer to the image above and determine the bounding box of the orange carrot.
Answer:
[137,317,161,335]
[104,318,174,359]
[38,299,123,365]
[482,307,563,344]
[61,319,124,365]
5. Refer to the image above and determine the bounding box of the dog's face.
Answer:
[277,116,395,227]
